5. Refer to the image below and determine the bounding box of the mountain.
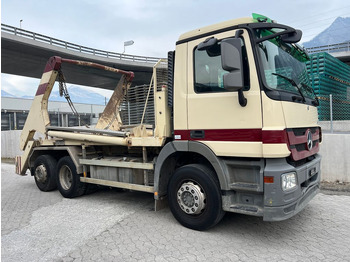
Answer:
[303,16,350,48]
[49,86,108,105]
[1,86,108,105]
[1,90,16,97]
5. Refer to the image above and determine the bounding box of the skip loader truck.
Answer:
[15,14,321,230]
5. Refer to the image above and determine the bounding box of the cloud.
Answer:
[1,73,114,100]
[1,75,41,97]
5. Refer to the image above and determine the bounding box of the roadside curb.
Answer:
[321,181,350,192]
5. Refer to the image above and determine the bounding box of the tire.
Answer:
[56,156,86,198]
[168,164,225,231]
[33,155,57,192]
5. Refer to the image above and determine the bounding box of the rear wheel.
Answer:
[57,156,86,198]
[168,164,225,231]
[33,155,57,191]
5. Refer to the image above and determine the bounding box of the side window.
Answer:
[194,37,250,93]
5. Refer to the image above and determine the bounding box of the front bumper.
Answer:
[263,182,319,221]
[263,154,321,221]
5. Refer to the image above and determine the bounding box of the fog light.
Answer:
[281,172,297,191]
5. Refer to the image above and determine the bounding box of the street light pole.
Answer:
[123,40,134,54]
[20,19,23,29]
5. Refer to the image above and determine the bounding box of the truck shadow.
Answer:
[209,206,317,239]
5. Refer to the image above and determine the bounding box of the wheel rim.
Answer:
[35,164,47,183]
[59,165,73,190]
[177,181,206,215]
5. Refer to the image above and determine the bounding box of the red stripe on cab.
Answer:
[174,129,288,144]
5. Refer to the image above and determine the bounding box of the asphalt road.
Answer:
[2,163,350,262]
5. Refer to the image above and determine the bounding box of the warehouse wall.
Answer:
[319,133,350,182]
[1,130,22,158]
[1,130,44,159]
[2,130,349,182]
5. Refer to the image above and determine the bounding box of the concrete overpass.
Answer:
[306,41,350,66]
[1,24,162,90]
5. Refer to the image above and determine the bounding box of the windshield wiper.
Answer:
[272,72,306,103]
[300,82,319,106]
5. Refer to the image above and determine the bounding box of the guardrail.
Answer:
[3,23,348,62]
[306,41,350,54]
[1,24,161,63]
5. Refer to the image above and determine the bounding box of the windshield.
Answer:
[254,28,316,101]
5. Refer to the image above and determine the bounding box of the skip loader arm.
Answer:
[16,56,134,175]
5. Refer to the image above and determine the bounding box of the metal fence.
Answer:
[1,23,161,63]
[318,94,350,133]
[120,84,155,126]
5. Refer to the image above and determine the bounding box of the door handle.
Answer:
[190,130,205,139]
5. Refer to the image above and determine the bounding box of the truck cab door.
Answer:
[182,29,263,157]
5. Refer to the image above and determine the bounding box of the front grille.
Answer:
[286,127,321,161]
[290,127,318,136]
[288,155,316,167]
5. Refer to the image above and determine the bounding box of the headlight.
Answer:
[281,172,297,191]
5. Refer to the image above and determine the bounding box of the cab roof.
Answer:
[177,17,254,44]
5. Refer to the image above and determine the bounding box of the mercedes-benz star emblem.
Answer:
[306,130,313,151]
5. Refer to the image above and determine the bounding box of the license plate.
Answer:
[309,167,317,177]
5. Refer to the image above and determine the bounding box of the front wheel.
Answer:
[168,164,225,231]
[57,156,86,198]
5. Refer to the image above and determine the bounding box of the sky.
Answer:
[1,0,350,97]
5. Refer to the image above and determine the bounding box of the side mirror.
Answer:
[281,29,302,43]
[221,37,247,107]
[221,38,244,91]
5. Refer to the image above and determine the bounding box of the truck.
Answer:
[15,13,321,230]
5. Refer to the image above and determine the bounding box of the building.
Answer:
[1,97,105,130]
